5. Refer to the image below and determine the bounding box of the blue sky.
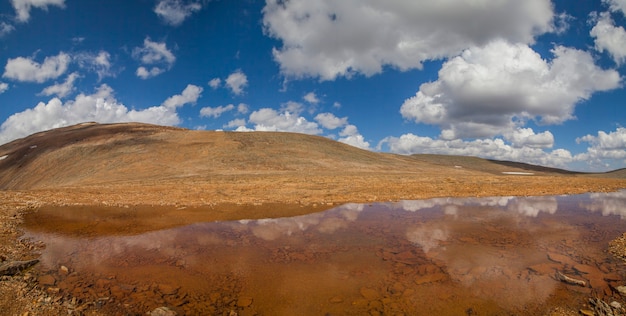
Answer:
[0,0,625,172]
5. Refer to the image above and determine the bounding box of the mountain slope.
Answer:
[0,122,429,189]
[0,123,621,190]
[0,123,622,201]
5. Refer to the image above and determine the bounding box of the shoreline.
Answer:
[1,175,625,315]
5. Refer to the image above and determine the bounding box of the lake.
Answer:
[23,190,626,315]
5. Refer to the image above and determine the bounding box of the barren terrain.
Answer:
[0,122,625,315]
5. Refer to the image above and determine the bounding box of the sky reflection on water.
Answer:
[23,191,626,315]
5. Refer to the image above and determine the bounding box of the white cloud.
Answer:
[380,133,573,168]
[3,52,70,83]
[590,11,626,65]
[75,51,114,80]
[0,82,8,94]
[576,127,626,163]
[0,84,181,145]
[136,66,164,80]
[333,101,341,108]
[504,128,554,149]
[208,78,221,89]
[154,0,202,26]
[314,112,348,130]
[39,72,79,98]
[603,0,626,15]
[11,0,65,22]
[338,124,370,150]
[280,101,305,115]
[161,84,203,109]
[225,70,248,95]
[225,118,246,129]
[0,22,15,37]
[262,0,555,80]
[200,104,235,118]
[400,40,622,140]
[248,108,322,135]
[237,103,249,114]
[133,38,176,79]
[303,92,320,104]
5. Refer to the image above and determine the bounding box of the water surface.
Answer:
[23,191,626,315]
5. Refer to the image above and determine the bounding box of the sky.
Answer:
[0,0,625,172]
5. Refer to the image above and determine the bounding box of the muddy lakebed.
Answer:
[21,190,626,315]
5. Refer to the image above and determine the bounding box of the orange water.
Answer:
[23,191,626,315]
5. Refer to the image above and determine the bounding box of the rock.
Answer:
[0,259,39,276]
[237,296,253,307]
[59,265,69,275]
[38,274,56,286]
[158,283,179,295]
[329,296,343,303]
[579,309,594,316]
[547,253,576,266]
[616,285,626,296]
[148,306,177,316]
[360,287,379,300]
[610,301,622,309]
[555,271,586,287]
[415,273,447,285]
[573,264,601,275]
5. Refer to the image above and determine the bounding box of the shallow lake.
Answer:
[23,191,626,315]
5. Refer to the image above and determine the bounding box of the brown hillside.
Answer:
[0,122,624,207]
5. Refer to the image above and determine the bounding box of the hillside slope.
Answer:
[0,122,430,189]
[0,122,623,206]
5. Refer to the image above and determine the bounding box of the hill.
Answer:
[0,122,624,206]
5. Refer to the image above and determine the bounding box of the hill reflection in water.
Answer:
[24,191,626,315]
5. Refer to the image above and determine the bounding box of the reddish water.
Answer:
[23,191,626,315]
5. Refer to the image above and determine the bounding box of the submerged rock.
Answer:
[148,306,177,316]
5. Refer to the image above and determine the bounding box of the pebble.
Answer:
[148,306,177,316]
[237,296,253,307]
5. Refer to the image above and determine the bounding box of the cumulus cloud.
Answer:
[74,51,115,80]
[208,78,221,89]
[161,84,203,109]
[338,124,370,150]
[133,38,176,79]
[39,72,79,98]
[504,128,554,149]
[0,82,8,94]
[603,0,626,15]
[3,52,70,83]
[248,108,322,135]
[380,133,573,168]
[154,0,203,26]
[590,11,626,65]
[0,84,182,145]
[262,0,555,80]
[576,127,626,164]
[314,112,348,130]
[303,92,320,104]
[400,40,622,140]
[200,104,235,118]
[225,70,248,95]
[237,103,249,114]
[136,66,164,79]
[11,0,65,22]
